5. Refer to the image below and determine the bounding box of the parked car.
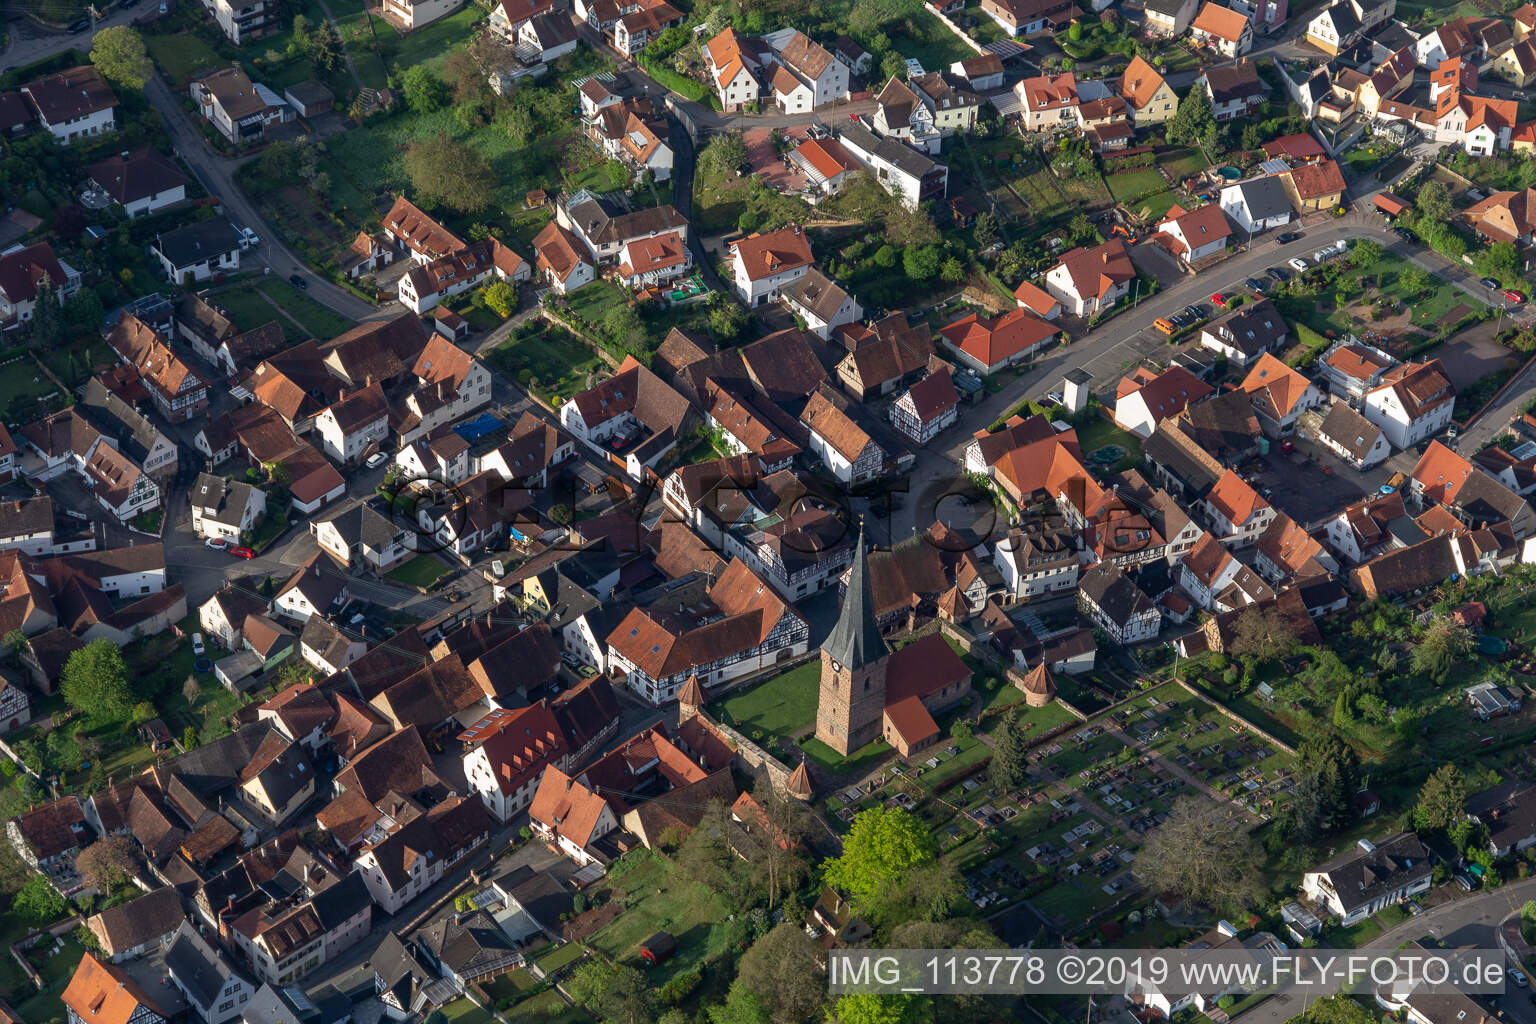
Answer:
[1267,267,1289,283]
[288,273,309,289]
[204,536,230,551]
[1510,969,1528,989]
[1045,390,1064,406]
[1505,289,1526,303]
[1481,277,1501,290]
[1244,277,1267,293]
[191,633,205,656]
[231,546,255,559]
[240,227,259,247]
[1277,231,1302,244]
[1210,292,1229,308]
[1288,257,1309,272]
[1280,440,1295,454]
[364,451,389,469]
[1394,227,1417,243]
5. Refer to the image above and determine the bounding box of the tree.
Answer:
[973,211,999,248]
[1401,265,1430,297]
[708,296,748,342]
[989,708,1030,792]
[1414,764,1469,834]
[307,19,345,72]
[482,280,516,317]
[1167,87,1215,147]
[699,132,747,184]
[404,134,494,214]
[465,31,519,81]
[1416,181,1452,222]
[903,246,942,280]
[940,257,966,284]
[1240,124,1263,150]
[567,961,657,1024]
[2,629,26,659]
[91,27,152,90]
[1479,239,1521,283]
[61,639,133,722]
[824,806,933,902]
[1411,614,1474,684]
[603,304,646,358]
[1351,240,1384,268]
[403,66,450,113]
[1225,605,1300,663]
[885,205,940,247]
[27,276,65,349]
[1291,732,1359,840]
[76,837,137,891]
[827,993,931,1024]
[711,983,771,1024]
[1137,796,1263,909]
[183,725,200,750]
[15,874,68,925]
[1297,997,1377,1024]
[737,924,825,1024]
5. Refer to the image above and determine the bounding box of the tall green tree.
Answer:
[91,27,153,90]
[827,993,933,1024]
[1413,764,1468,834]
[403,133,493,214]
[61,638,134,723]
[1411,614,1474,684]
[567,961,657,1024]
[1416,181,1452,223]
[1290,732,1359,841]
[402,66,450,113]
[988,707,1030,792]
[710,984,770,1024]
[1167,87,1215,147]
[27,276,66,349]
[15,875,68,924]
[736,924,825,1024]
[824,806,933,903]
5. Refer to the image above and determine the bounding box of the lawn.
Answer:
[439,997,493,1024]
[713,660,819,745]
[886,8,978,68]
[588,851,731,983]
[386,554,452,588]
[562,280,631,337]
[489,323,602,403]
[518,989,594,1023]
[203,284,287,338]
[800,734,893,777]
[258,278,354,339]
[1137,190,1181,221]
[1158,147,1212,183]
[1273,253,1484,342]
[1073,413,1144,473]
[1007,167,1113,222]
[0,353,68,423]
[145,32,225,87]
[536,942,586,974]
[1105,169,1167,206]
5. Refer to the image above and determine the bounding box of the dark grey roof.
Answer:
[1317,403,1383,460]
[823,524,889,670]
[251,740,313,812]
[1312,832,1430,916]
[1228,175,1292,223]
[1077,562,1154,625]
[839,121,940,180]
[1203,298,1288,359]
[494,865,574,929]
[166,722,275,796]
[1201,63,1264,104]
[155,219,242,270]
[418,908,520,976]
[318,499,402,551]
[0,495,52,539]
[166,920,251,1009]
[81,378,166,464]
[241,983,309,1024]
[300,616,355,668]
[192,472,261,527]
[309,871,372,931]
[1143,0,1190,15]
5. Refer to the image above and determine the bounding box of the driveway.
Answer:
[1129,241,1185,289]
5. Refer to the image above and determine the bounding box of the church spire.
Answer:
[823,521,888,670]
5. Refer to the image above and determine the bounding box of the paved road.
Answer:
[0,6,144,69]
[1234,877,1536,1024]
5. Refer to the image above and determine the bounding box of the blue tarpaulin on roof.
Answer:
[453,413,504,443]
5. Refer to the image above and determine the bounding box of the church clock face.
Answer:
[830,660,842,672]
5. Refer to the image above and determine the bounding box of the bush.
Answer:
[659,967,702,1006]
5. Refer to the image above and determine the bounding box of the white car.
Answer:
[1288,257,1309,272]
[204,536,230,550]
[364,451,390,469]
[191,632,206,656]
[240,227,260,247]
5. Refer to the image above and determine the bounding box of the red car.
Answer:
[231,546,255,559]
[1210,292,1229,308]
[1279,440,1295,454]
[1505,290,1526,303]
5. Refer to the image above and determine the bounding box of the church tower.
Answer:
[814,523,890,756]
